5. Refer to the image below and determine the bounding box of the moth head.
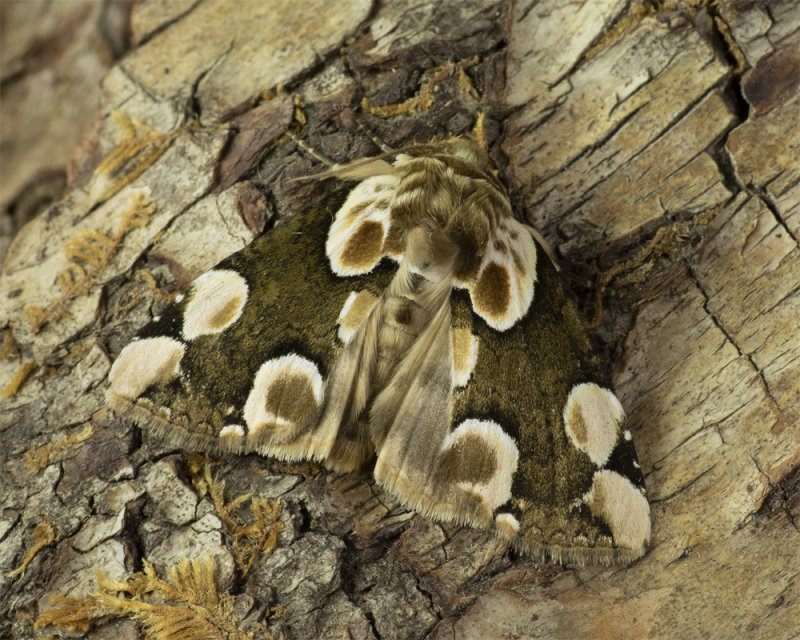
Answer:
[436,137,489,169]
[432,138,509,214]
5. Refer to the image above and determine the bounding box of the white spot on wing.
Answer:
[243,354,323,435]
[584,469,651,554]
[495,512,520,540]
[326,175,399,276]
[337,292,358,325]
[336,290,378,343]
[220,425,245,438]
[461,218,537,331]
[563,383,624,467]
[443,419,519,511]
[182,270,248,340]
[107,337,185,402]
[451,329,479,388]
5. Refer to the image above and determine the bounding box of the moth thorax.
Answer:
[373,295,429,393]
[404,227,457,279]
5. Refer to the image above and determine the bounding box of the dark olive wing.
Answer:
[107,202,393,462]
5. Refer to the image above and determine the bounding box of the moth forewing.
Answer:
[107,138,649,566]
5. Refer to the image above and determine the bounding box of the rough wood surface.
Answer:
[1,1,798,639]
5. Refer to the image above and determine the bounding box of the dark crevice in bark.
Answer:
[130,0,204,48]
[686,265,783,412]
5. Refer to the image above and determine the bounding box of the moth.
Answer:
[107,137,650,565]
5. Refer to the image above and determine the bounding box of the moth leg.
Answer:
[352,112,394,153]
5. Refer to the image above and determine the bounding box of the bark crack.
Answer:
[651,404,746,469]
[116,62,164,108]
[131,0,205,48]
[651,464,716,503]
[751,456,800,532]
[213,196,249,248]
[752,183,800,246]
[686,266,783,412]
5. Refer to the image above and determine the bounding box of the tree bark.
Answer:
[1,1,798,639]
